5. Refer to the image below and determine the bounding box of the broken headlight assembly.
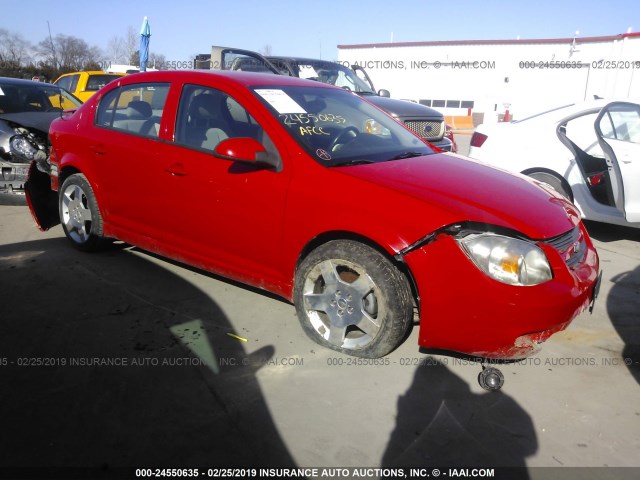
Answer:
[10,135,39,160]
[9,131,50,173]
[457,233,552,286]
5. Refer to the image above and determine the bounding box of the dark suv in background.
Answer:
[196,47,453,152]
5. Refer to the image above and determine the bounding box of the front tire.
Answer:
[59,173,105,251]
[294,240,413,358]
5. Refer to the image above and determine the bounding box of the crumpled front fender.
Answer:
[402,228,599,359]
[25,161,60,231]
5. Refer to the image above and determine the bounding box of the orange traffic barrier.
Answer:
[444,115,475,131]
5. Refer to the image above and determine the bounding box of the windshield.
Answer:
[253,85,434,167]
[0,82,82,113]
[269,59,375,94]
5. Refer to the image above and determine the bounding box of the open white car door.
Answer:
[209,47,279,74]
[595,102,640,223]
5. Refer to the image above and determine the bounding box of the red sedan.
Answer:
[25,70,600,383]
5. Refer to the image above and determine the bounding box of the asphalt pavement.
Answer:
[0,180,639,479]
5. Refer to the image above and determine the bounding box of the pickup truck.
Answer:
[196,47,454,152]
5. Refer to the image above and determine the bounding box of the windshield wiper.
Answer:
[390,151,426,160]
[331,159,375,167]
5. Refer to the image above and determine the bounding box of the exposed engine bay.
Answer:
[0,114,60,228]
[0,115,54,194]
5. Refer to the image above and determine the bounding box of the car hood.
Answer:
[364,95,444,119]
[0,112,61,134]
[337,153,581,240]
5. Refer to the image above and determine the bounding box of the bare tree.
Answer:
[36,37,57,70]
[130,51,140,67]
[125,26,138,65]
[107,35,127,63]
[1,24,169,77]
[260,44,273,56]
[58,35,86,69]
[0,28,31,65]
[149,52,166,69]
[36,34,103,72]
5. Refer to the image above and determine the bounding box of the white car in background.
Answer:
[468,99,640,229]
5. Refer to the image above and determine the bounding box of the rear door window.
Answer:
[599,109,640,143]
[96,83,170,138]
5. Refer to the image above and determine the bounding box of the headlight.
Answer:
[364,119,390,136]
[10,135,38,161]
[457,233,552,286]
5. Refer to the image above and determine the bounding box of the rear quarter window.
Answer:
[56,74,80,94]
[86,75,122,92]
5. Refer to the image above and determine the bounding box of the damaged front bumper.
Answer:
[0,161,29,194]
[401,224,600,359]
[25,161,60,231]
[1,117,53,196]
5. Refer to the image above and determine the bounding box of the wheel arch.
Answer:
[521,167,574,202]
[58,165,107,221]
[294,230,420,310]
[58,163,111,237]
[58,170,107,250]
[58,165,82,188]
[56,150,98,192]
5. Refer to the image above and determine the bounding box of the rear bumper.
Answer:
[404,227,600,359]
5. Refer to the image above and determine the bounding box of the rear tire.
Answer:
[59,173,105,252]
[294,240,413,358]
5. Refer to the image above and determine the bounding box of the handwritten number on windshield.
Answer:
[280,113,346,126]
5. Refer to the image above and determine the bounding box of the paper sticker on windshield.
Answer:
[316,149,332,161]
[255,89,306,114]
[0,87,4,96]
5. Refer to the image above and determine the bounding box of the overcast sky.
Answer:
[4,0,638,62]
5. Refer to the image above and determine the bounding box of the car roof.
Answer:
[54,71,125,84]
[513,98,640,124]
[0,76,57,87]
[267,56,348,68]
[57,71,124,76]
[113,69,339,89]
[267,56,337,63]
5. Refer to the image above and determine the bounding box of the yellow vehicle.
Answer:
[53,71,125,102]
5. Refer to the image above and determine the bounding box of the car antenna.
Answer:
[59,90,63,118]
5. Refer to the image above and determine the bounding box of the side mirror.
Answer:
[378,89,391,98]
[213,137,280,170]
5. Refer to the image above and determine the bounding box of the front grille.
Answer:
[404,120,444,141]
[544,226,586,268]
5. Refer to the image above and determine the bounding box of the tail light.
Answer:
[588,172,606,186]
[470,131,488,148]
